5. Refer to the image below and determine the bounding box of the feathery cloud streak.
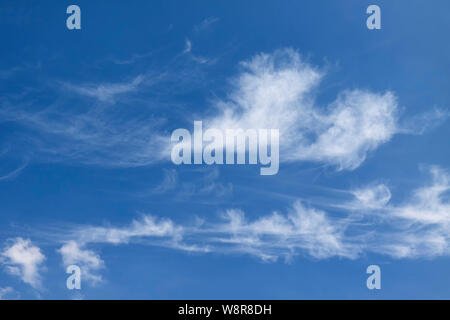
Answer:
[1,48,446,170]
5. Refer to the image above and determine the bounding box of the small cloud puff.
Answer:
[1,238,45,289]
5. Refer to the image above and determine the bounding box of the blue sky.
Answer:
[0,0,450,299]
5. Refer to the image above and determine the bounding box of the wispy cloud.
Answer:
[194,17,220,33]
[48,199,354,272]
[0,49,215,168]
[63,75,145,103]
[5,165,450,286]
[109,51,155,65]
[0,287,15,300]
[54,215,191,285]
[373,166,450,258]
[183,39,192,54]
[399,108,450,135]
[182,39,214,64]
[0,161,28,181]
[1,238,45,289]
[2,48,444,171]
[59,241,104,285]
[0,84,168,167]
[338,166,450,258]
[208,201,357,261]
[149,167,232,202]
[0,62,41,79]
[65,166,450,260]
[391,166,450,225]
[71,215,183,246]
[152,169,178,194]
[350,184,392,210]
[207,49,445,170]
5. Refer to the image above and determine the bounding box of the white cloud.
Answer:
[51,215,190,282]
[1,238,45,289]
[194,17,220,33]
[295,90,398,170]
[63,75,144,103]
[341,166,450,259]
[391,166,450,224]
[351,184,392,210]
[59,241,104,285]
[2,166,448,286]
[0,287,14,300]
[183,39,192,54]
[399,108,450,135]
[5,165,444,288]
[2,47,449,271]
[375,230,449,259]
[55,200,357,265]
[64,166,450,261]
[369,166,450,258]
[57,215,184,286]
[210,200,357,260]
[0,161,28,181]
[182,39,210,64]
[2,48,445,170]
[208,49,399,170]
[73,215,183,245]
[1,93,168,167]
